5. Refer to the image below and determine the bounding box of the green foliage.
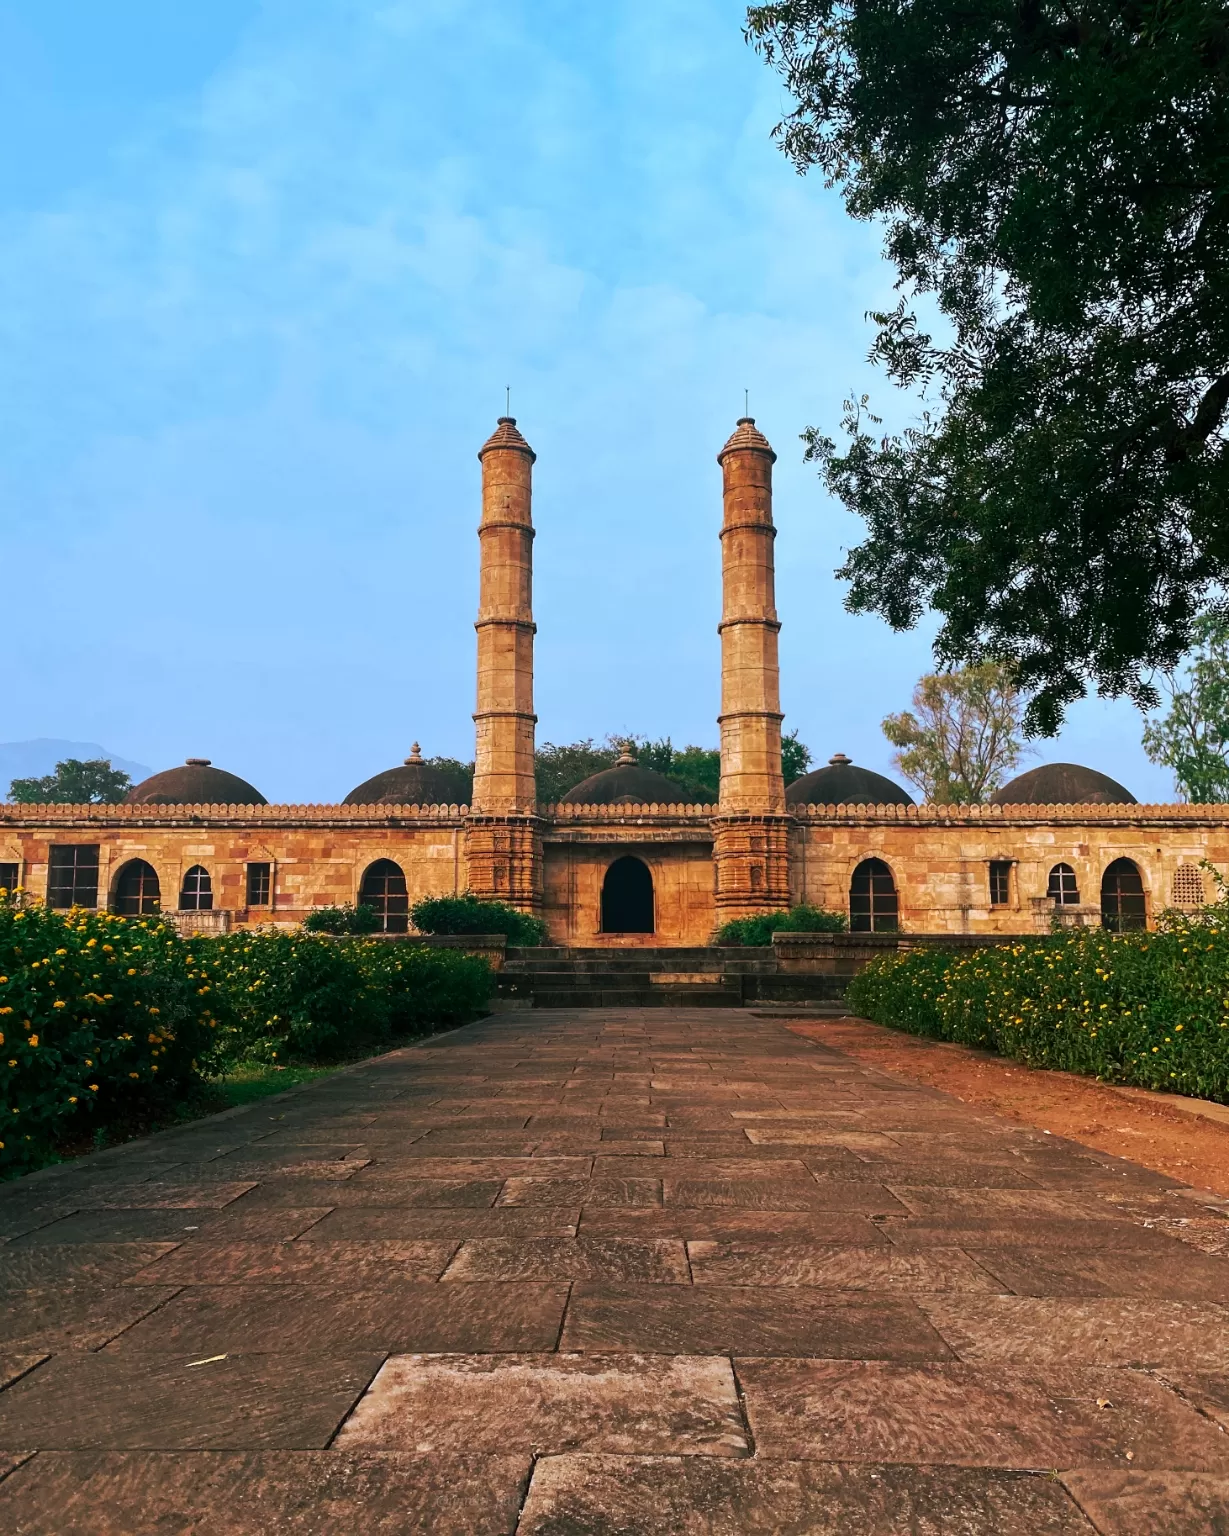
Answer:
[302,903,381,935]
[410,893,548,946]
[714,903,847,945]
[881,663,1029,803]
[1143,614,1229,802]
[0,899,216,1173]
[8,758,131,805]
[535,740,620,802]
[422,756,475,806]
[781,729,812,785]
[534,731,811,802]
[846,915,1229,1101]
[748,0,1229,735]
[199,931,492,1064]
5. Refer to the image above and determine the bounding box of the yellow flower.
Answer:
[68,1096,77,1103]
[52,1000,66,1009]
[0,1008,10,1016]
[128,1072,139,1079]
[126,968,137,976]
[89,1083,98,1091]
[27,1036,37,1048]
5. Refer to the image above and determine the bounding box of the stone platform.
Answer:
[1,1009,1228,1532]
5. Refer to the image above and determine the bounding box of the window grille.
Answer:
[989,861,1012,906]
[1048,863,1080,906]
[358,859,409,934]
[850,858,899,933]
[0,862,18,896]
[47,845,99,909]
[180,865,213,912]
[113,860,160,916]
[1171,865,1205,909]
[246,863,271,906]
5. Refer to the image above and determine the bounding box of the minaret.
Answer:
[465,416,542,910]
[713,417,793,916]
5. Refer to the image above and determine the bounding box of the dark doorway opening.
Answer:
[359,859,409,934]
[1102,858,1146,932]
[849,858,899,933]
[114,859,161,916]
[601,856,654,933]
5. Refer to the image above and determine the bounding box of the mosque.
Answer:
[3,416,1226,945]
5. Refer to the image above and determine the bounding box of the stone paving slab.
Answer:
[3,1004,1229,1531]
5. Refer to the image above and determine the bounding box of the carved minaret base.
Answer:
[712,417,792,918]
[464,417,542,912]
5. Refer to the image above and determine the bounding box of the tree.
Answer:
[747,1,1229,735]
[1142,614,1229,801]
[422,756,474,806]
[881,664,1028,803]
[8,758,131,805]
[533,731,812,802]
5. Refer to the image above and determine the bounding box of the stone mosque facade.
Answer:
[4,417,1228,944]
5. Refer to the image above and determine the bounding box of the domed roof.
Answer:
[786,753,915,807]
[990,762,1136,806]
[127,758,266,805]
[559,749,708,806]
[344,745,461,806]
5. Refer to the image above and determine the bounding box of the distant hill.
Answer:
[0,740,154,799]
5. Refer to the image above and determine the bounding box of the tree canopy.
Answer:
[1142,613,1229,801]
[748,0,1229,733]
[534,731,812,803]
[8,758,131,805]
[882,663,1029,802]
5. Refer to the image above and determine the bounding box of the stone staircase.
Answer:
[496,946,848,1010]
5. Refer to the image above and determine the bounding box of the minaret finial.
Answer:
[745,388,749,417]
[506,384,511,416]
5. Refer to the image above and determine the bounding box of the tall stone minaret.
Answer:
[465,416,542,911]
[713,417,792,916]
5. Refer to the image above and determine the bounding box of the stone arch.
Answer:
[1101,858,1146,932]
[601,856,655,934]
[849,857,898,933]
[113,859,161,916]
[359,858,409,934]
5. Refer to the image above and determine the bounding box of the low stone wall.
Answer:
[770,929,1033,979]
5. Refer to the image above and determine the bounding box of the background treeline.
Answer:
[847,914,1229,1103]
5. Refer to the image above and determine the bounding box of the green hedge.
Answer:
[714,904,847,946]
[1,902,493,1175]
[845,915,1229,1102]
[410,893,548,946]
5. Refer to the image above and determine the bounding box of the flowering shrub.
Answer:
[0,899,216,1173]
[714,905,848,946]
[846,912,1229,1102]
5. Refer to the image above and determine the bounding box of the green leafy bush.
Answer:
[714,904,848,946]
[410,893,548,946]
[0,899,217,1174]
[302,903,381,935]
[846,913,1229,1102]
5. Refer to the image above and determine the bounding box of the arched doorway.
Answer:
[179,865,213,912]
[113,859,161,916]
[850,858,898,933]
[601,856,654,934]
[359,859,409,933]
[1102,858,1146,932]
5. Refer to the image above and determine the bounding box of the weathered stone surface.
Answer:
[516,1456,1095,1534]
[687,1242,999,1291]
[124,1241,458,1286]
[0,1450,531,1534]
[107,1282,569,1355]
[738,1359,1229,1470]
[579,1208,891,1243]
[0,1243,179,1291]
[971,1245,1229,1301]
[0,1354,48,1391]
[1061,1469,1229,1534]
[920,1296,1229,1368]
[304,1206,579,1240]
[337,1353,747,1457]
[444,1236,688,1283]
[0,1351,384,1450]
[0,1285,180,1352]
[561,1283,953,1358]
[498,1177,661,1207]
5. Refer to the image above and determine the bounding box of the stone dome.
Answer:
[559,749,709,806]
[344,745,462,806]
[786,753,915,808]
[127,759,267,806]
[990,762,1136,806]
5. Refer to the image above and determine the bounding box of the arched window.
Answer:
[359,859,408,934]
[113,859,160,916]
[1172,865,1206,909]
[1047,863,1080,906]
[601,856,654,933]
[1102,858,1146,932]
[850,858,898,933]
[179,865,213,912]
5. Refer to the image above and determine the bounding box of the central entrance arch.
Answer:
[601,856,654,934]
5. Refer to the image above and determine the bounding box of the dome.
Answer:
[991,762,1136,806]
[786,753,915,807]
[344,745,462,806]
[559,748,709,806]
[127,758,266,805]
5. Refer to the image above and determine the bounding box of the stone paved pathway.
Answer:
[2,1009,1229,1533]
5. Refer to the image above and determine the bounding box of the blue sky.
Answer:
[1,0,1174,803]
